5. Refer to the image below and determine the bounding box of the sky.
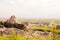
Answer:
[0,0,60,19]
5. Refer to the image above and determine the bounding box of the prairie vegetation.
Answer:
[0,16,60,40]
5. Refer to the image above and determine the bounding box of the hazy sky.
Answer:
[0,0,60,19]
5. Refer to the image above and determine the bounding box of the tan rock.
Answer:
[7,15,20,24]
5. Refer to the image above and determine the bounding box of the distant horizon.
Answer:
[0,16,60,20]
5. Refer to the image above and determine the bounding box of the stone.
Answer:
[7,15,20,24]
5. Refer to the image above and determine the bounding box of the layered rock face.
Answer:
[7,15,20,24]
[3,15,25,29]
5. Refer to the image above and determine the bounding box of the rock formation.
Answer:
[3,15,25,29]
[7,15,20,24]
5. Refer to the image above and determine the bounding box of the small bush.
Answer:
[3,22,25,29]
